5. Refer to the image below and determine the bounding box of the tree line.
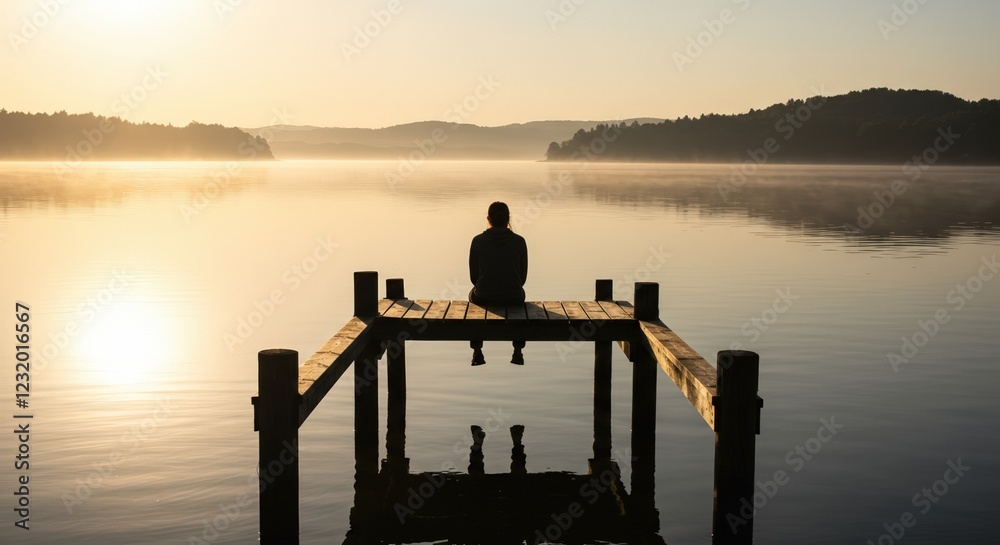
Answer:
[0,109,273,160]
[545,89,1000,165]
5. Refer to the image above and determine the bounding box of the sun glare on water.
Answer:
[75,299,176,387]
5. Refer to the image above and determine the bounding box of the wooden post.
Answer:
[354,271,378,317]
[257,349,300,545]
[354,272,380,477]
[386,278,405,300]
[386,281,407,470]
[634,282,659,321]
[713,350,760,545]
[593,280,613,465]
[595,279,614,302]
[355,342,380,478]
[631,282,657,514]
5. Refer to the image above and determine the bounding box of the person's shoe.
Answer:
[511,348,524,366]
[471,349,486,366]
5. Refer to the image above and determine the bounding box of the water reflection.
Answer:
[347,422,664,545]
[565,165,1000,241]
[2,162,997,247]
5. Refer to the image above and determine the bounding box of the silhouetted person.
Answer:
[469,201,528,366]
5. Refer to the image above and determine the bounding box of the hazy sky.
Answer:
[2,0,998,128]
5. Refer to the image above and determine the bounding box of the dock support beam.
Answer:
[257,349,300,545]
[354,272,380,478]
[630,282,658,514]
[386,279,407,470]
[713,350,760,545]
[593,280,613,466]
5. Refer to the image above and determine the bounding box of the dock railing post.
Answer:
[713,350,760,545]
[354,272,380,478]
[257,348,300,545]
[631,282,658,517]
[385,278,407,471]
[593,280,613,467]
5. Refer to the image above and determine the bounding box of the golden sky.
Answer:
[2,0,998,128]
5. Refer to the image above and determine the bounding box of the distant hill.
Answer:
[545,89,1000,165]
[0,110,273,161]
[244,120,663,160]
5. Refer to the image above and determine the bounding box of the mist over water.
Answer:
[0,161,997,544]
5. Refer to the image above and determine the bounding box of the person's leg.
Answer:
[469,288,485,364]
[511,297,526,364]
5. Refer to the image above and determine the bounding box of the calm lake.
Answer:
[0,161,998,544]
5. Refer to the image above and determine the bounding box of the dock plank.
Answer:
[505,304,527,321]
[383,299,414,319]
[562,301,590,321]
[598,301,632,320]
[486,305,506,320]
[466,302,487,320]
[542,302,568,320]
[378,298,395,315]
[580,301,610,321]
[638,320,717,429]
[615,301,636,318]
[296,317,372,426]
[424,300,450,320]
[444,300,468,320]
[525,302,548,320]
[404,300,432,320]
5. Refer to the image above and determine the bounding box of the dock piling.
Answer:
[386,279,407,470]
[593,280,613,466]
[630,282,658,514]
[713,350,760,544]
[257,349,300,545]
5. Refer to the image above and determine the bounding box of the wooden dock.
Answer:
[252,272,763,544]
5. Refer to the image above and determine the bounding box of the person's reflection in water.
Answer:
[510,425,526,475]
[468,201,528,366]
[468,425,486,475]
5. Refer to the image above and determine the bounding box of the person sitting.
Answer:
[468,201,528,366]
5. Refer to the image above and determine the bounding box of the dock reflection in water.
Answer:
[347,418,663,545]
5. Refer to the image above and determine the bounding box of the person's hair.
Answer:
[487,201,511,229]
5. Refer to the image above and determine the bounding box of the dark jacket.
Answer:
[469,227,528,303]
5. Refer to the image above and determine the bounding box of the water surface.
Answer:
[0,161,998,544]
